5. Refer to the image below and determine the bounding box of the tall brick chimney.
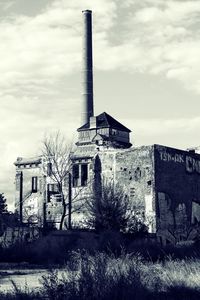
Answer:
[81,10,94,125]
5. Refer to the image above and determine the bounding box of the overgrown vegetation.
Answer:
[39,251,200,300]
[87,182,131,232]
[87,181,148,235]
[1,230,200,265]
[0,188,200,299]
[1,251,200,300]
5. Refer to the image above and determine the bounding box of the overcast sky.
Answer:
[1,0,200,209]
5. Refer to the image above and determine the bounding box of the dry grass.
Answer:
[1,252,200,299]
[39,251,200,300]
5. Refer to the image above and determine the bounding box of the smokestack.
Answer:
[82,10,94,125]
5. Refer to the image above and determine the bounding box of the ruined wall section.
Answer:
[45,174,63,228]
[98,146,156,233]
[70,144,98,228]
[154,145,200,244]
[15,162,44,225]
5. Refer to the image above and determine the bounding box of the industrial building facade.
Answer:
[14,131,200,245]
[14,10,200,245]
[71,135,200,244]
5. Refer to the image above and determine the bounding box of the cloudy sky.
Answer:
[1,0,200,209]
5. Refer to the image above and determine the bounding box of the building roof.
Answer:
[14,156,42,166]
[78,112,131,132]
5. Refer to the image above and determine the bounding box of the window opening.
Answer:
[47,183,60,202]
[32,177,38,193]
[81,164,88,186]
[72,164,79,187]
[147,180,152,186]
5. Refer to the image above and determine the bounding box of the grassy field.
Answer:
[0,251,200,300]
[1,231,200,299]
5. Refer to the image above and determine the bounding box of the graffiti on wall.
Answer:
[159,151,200,174]
[23,195,39,223]
[157,192,175,230]
[160,152,184,164]
[192,201,200,224]
[186,156,200,174]
[157,192,200,245]
[0,226,40,248]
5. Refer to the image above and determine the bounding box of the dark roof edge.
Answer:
[14,157,42,166]
[77,111,131,132]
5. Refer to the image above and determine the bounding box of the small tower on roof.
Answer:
[77,112,131,148]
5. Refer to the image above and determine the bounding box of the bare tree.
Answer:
[42,132,72,230]
[42,132,89,230]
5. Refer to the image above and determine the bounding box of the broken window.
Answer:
[47,183,60,202]
[48,183,59,193]
[32,177,38,193]
[81,164,88,186]
[72,164,79,187]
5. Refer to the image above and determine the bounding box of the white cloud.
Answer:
[126,1,200,93]
[123,116,200,149]
[95,0,200,94]
[0,0,14,11]
[1,0,200,97]
[0,0,118,99]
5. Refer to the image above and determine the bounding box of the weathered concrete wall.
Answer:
[71,146,156,232]
[15,164,44,224]
[15,159,70,228]
[70,148,95,228]
[154,145,200,244]
[97,146,156,232]
[115,146,155,233]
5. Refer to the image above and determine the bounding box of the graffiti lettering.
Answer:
[186,156,200,174]
[159,151,200,174]
[160,152,184,163]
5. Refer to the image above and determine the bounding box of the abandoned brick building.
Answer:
[14,10,200,245]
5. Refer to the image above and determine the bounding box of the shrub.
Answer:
[87,182,130,232]
[87,181,148,236]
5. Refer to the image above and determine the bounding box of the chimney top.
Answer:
[82,10,92,14]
